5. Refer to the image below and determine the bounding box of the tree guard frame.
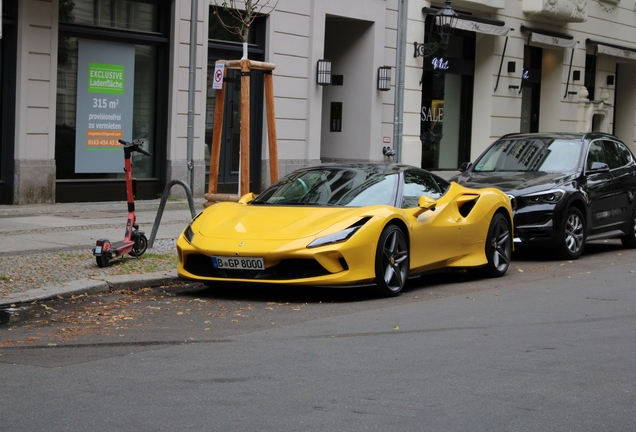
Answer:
[205,59,279,205]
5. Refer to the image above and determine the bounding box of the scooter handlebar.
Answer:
[118,139,152,157]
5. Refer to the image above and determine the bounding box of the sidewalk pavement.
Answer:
[0,199,205,309]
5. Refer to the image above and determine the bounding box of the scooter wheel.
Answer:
[96,253,109,268]
[130,233,148,257]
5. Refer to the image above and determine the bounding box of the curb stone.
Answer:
[0,270,181,308]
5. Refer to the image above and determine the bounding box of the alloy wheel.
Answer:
[564,212,584,253]
[490,216,512,273]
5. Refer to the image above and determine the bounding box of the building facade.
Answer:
[0,0,635,204]
[404,0,636,171]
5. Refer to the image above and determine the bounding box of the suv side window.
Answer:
[609,140,635,167]
[602,140,624,169]
[586,141,606,170]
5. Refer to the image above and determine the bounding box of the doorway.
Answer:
[205,52,264,194]
[420,21,475,170]
[520,45,542,133]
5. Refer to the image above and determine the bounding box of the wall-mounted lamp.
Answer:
[607,75,615,86]
[507,61,516,73]
[317,59,332,86]
[572,70,581,81]
[414,0,458,58]
[377,66,391,91]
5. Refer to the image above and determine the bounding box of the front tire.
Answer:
[559,207,585,259]
[620,208,636,248]
[130,233,148,257]
[374,225,409,297]
[481,213,512,277]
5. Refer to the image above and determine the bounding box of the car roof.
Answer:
[293,162,426,175]
[498,132,620,141]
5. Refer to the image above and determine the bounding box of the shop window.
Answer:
[55,37,157,180]
[420,15,474,170]
[55,0,169,202]
[209,7,263,44]
[59,0,159,32]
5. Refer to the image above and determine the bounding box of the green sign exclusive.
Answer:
[88,63,125,94]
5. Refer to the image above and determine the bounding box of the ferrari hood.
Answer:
[196,203,369,240]
[453,171,575,194]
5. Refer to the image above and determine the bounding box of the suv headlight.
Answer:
[521,189,565,205]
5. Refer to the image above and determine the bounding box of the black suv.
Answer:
[452,132,636,259]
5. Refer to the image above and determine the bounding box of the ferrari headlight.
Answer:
[183,224,195,243]
[521,189,565,205]
[307,226,361,249]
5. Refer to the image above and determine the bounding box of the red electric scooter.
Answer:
[93,139,151,268]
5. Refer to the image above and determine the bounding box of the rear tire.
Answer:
[559,207,585,260]
[96,241,110,268]
[620,208,636,248]
[374,225,409,297]
[96,255,109,268]
[481,213,512,277]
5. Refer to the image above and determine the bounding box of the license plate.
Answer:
[212,256,264,270]
[94,246,102,254]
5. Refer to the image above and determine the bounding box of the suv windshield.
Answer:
[474,138,583,173]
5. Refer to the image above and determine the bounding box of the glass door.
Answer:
[205,52,264,194]
[205,62,241,193]
[420,23,475,170]
[1,1,17,203]
[520,45,542,133]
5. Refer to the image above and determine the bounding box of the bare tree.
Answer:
[212,0,279,59]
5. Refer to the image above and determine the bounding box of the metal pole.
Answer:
[393,0,408,163]
[186,0,198,190]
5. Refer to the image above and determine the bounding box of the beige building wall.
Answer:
[14,0,59,204]
[167,0,207,198]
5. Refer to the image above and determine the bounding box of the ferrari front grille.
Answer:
[184,254,332,280]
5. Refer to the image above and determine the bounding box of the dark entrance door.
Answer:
[520,45,542,133]
[205,52,264,194]
[420,20,475,170]
[1,2,17,204]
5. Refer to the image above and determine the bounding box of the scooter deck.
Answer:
[109,240,135,256]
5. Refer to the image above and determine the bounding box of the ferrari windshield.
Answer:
[473,138,583,173]
[251,166,398,206]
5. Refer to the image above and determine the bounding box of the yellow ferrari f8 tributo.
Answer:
[177,164,513,296]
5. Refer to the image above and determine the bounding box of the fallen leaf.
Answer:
[393,326,399,331]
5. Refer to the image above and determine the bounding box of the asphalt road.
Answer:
[1,241,635,431]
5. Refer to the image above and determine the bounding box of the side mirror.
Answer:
[588,162,610,173]
[238,192,256,204]
[459,162,472,172]
[413,195,437,217]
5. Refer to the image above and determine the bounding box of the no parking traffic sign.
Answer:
[213,63,225,90]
